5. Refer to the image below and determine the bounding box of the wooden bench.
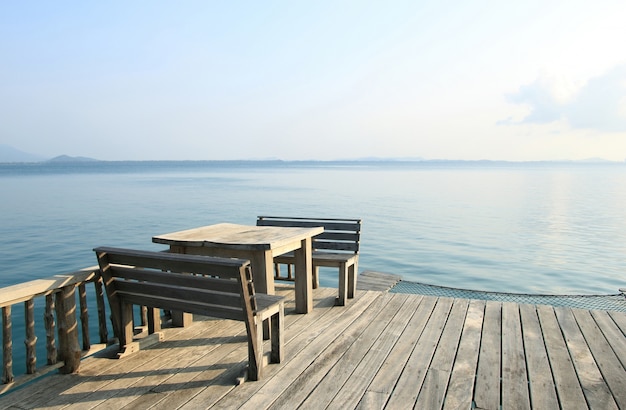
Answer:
[256,216,361,306]
[94,246,284,381]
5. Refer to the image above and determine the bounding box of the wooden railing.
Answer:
[0,266,110,394]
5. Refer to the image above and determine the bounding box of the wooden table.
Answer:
[153,223,324,314]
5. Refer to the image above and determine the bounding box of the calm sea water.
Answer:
[2,160,625,295]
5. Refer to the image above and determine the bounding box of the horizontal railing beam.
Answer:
[0,266,99,308]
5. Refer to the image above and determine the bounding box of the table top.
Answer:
[152,223,324,251]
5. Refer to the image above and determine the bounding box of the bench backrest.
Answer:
[257,216,361,254]
[94,247,257,323]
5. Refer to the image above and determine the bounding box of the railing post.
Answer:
[55,286,81,374]
[78,284,90,351]
[24,299,37,374]
[94,276,108,343]
[2,306,14,384]
[45,294,57,365]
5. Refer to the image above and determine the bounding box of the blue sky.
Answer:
[1,1,625,161]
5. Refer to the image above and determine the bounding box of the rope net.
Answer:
[389,280,626,312]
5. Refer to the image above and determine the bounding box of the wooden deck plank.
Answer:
[78,321,247,410]
[160,288,339,410]
[591,310,626,370]
[573,308,626,408]
[357,271,402,292]
[473,300,501,410]
[443,299,485,410]
[415,298,470,409]
[325,295,422,409]
[554,306,618,409]
[536,304,588,409]
[17,320,226,410]
[608,310,626,335]
[297,294,411,410]
[228,291,387,410]
[2,272,626,410]
[82,320,247,410]
[181,287,340,410]
[519,303,559,409]
[384,297,454,408]
[265,292,399,409]
[116,323,260,410]
[501,302,530,409]
[209,289,378,409]
[357,295,438,409]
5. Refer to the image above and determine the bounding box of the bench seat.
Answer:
[94,246,284,381]
[257,216,361,305]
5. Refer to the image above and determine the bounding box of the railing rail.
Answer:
[1,266,110,394]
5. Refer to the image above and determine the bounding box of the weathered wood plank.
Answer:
[443,299,485,410]
[357,296,438,409]
[519,303,559,409]
[223,291,386,410]
[270,294,406,409]
[326,295,423,409]
[608,310,626,336]
[117,287,304,410]
[384,297,454,408]
[117,313,278,410]
[90,324,244,410]
[591,310,626,370]
[415,298,470,409]
[18,318,239,409]
[536,304,588,409]
[554,306,617,409]
[356,271,402,292]
[180,288,339,410]
[501,302,530,409]
[573,308,626,408]
[0,267,99,308]
[207,288,356,409]
[473,300,501,410]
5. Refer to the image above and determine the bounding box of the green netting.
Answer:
[389,280,626,312]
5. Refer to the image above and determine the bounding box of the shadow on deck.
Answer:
[1,272,625,409]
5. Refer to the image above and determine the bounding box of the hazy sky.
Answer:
[1,1,626,161]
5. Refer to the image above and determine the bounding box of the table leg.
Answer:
[248,250,275,296]
[294,237,313,314]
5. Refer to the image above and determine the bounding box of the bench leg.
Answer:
[348,262,357,299]
[120,302,134,348]
[147,307,161,333]
[248,318,264,381]
[270,307,284,363]
[336,262,349,306]
[114,301,142,358]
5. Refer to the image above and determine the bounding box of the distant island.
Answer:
[0,143,624,164]
[0,144,99,163]
[46,155,99,163]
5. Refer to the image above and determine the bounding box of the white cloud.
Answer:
[503,64,626,132]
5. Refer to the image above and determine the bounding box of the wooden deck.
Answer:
[1,272,626,409]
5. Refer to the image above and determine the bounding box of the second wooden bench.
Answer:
[94,246,284,381]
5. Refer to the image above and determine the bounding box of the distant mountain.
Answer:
[0,144,46,163]
[47,155,98,163]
